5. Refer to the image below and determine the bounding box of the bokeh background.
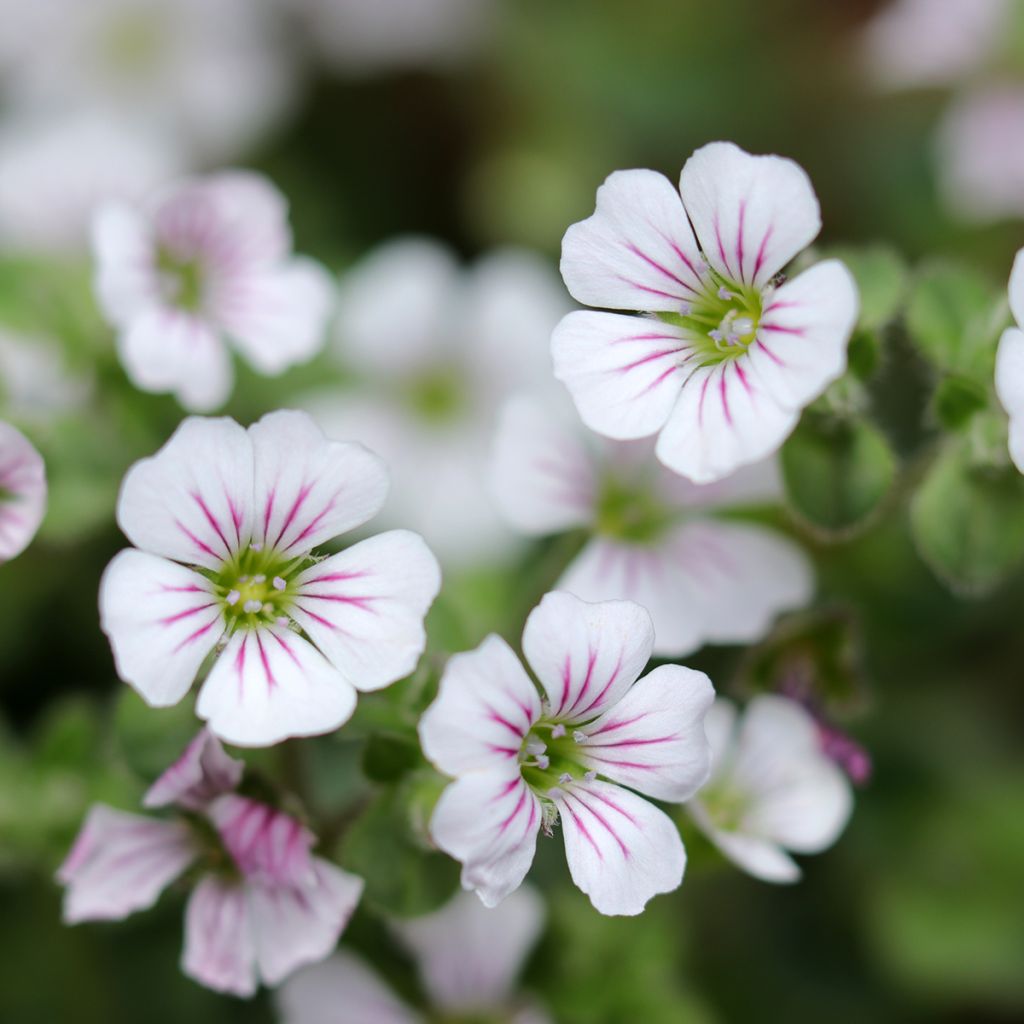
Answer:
[1,1,1023,1021]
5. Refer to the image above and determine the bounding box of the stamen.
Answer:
[225,589,240,606]
[525,739,546,756]
[250,542,263,552]
[238,575,249,583]
[242,599,262,614]
[252,574,266,584]
[276,616,290,627]
[717,285,732,300]
[678,300,691,315]
[272,576,286,591]
[261,602,273,614]
[535,754,550,770]
[584,770,597,782]
[572,730,588,745]
[550,724,567,739]
[558,772,573,784]
[709,329,724,342]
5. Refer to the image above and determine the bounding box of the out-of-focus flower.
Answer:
[687,695,853,883]
[489,395,812,656]
[284,0,494,75]
[418,590,714,916]
[553,141,858,485]
[0,328,90,423]
[59,729,363,997]
[995,249,1024,471]
[92,172,334,411]
[860,0,1008,90]
[99,410,441,746]
[0,420,46,562]
[278,888,549,1023]
[0,111,183,256]
[0,0,295,162]
[304,238,569,567]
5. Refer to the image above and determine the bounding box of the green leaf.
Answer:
[781,414,896,538]
[827,243,908,331]
[361,732,422,784]
[930,374,990,431]
[112,688,201,783]
[910,435,1024,594]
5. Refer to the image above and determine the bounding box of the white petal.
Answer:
[489,395,597,535]
[419,634,541,777]
[578,665,715,802]
[701,697,739,781]
[430,768,542,908]
[118,307,234,413]
[91,200,157,324]
[551,310,690,440]
[250,858,364,987]
[395,887,545,1013]
[521,591,653,724]
[216,257,335,375]
[182,876,258,997]
[746,260,858,411]
[249,409,388,556]
[143,728,244,810]
[560,169,708,310]
[99,550,225,708]
[290,529,441,692]
[57,805,198,923]
[1009,247,1024,328]
[995,326,1024,473]
[654,453,784,512]
[0,420,46,562]
[116,415,253,569]
[196,626,357,747]
[553,779,685,916]
[680,141,821,288]
[277,952,421,1024]
[687,804,801,884]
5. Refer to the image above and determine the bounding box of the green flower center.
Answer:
[404,366,467,425]
[518,723,593,793]
[102,11,165,76]
[208,544,312,630]
[594,474,676,544]
[156,248,206,313]
[699,781,750,831]
[658,273,764,363]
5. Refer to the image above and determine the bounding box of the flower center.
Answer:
[698,781,750,831]
[594,474,675,544]
[658,273,765,363]
[102,11,166,76]
[518,722,594,793]
[156,248,207,313]
[209,543,310,629]
[404,365,467,425]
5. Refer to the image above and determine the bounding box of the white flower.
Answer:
[0,420,46,563]
[59,730,363,997]
[687,696,853,883]
[995,249,1024,471]
[418,590,715,916]
[92,171,334,412]
[0,0,295,162]
[490,394,813,656]
[552,141,859,485]
[278,888,549,1024]
[99,409,441,747]
[303,238,570,566]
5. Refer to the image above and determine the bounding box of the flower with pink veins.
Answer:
[0,420,46,563]
[59,729,364,997]
[92,171,335,412]
[278,888,549,1024]
[995,249,1024,471]
[490,395,812,657]
[552,141,859,485]
[687,695,853,884]
[99,409,441,746]
[418,590,715,916]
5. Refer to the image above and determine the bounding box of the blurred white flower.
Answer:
[92,171,334,411]
[687,695,853,883]
[0,328,91,422]
[490,394,812,656]
[0,419,46,562]
[0,0,295,162]
[278,888,549,1023]
[995,248,1024,471]
[303,238,570,567]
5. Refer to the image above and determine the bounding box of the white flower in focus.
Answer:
[418,590,715,916]
[687,695,853,883]
[553,141,859,485]
[58,730,363,997]
[0,420,46,563]
[92,172,334,412]
[0,111,182,255]
[995,249,1024,471]
[304,238,570,566]
[490,395,813,656]
[278,888,549,1024]
[99,410,441,746]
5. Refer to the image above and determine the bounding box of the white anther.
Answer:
[732,316,755,337]
[226,589,240,606]
[572,731,588,745]
[535,754,550,770]
[678,301,691,315]
[550,724,567,739]
[261,602,274,614]
[238,575,249,583]
[717,285,732,300]
[272,576,286,591]
[709,329,724,342]
[252,574,266,584]
[558,772,573,784]
[276,616,290,627]
[584,770,597,782]
[250,542,263,552]
[525,739,547,756]
[243,599,262,614]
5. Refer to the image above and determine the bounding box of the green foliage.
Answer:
[829,244,908,334]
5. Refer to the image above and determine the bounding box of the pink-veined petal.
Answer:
[249,409,388,556]
[552,779,685,916]
[182,875,258,997]
[521,591,653,724]
[996,326,1024,473]
[116,414,253,569]
[560,168,708,311]
[0,420,46,562]
[680,141,821,289]
[551,310,691,440]
[429,768,542,908]
[419,634,541,777]
[290,529,441,693]
[99,549,225,708]
[489,395,597,536]
[144,728,244,810]
[577,664,714,803]
[196,626,357,747]
[57,804,198,924]
[91,200,157,324]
